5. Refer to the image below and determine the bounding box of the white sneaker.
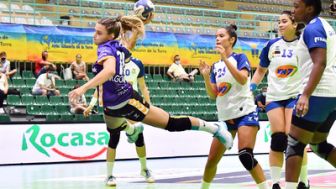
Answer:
[213,121,233,149]
[141,169,155,183]
[0,108,4,114]
[105,175,116,186]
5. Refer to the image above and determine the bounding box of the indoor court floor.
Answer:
[0,153,335,189]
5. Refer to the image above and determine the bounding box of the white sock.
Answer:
[107,161,114,177]
[270,166,282,184]
[139,157,147,170]
[193,119,218,134]
[201,180,211,189]
[285,182,297,189]
[299,165,308,185]
[257,181,268,189]
[125,122,135,135]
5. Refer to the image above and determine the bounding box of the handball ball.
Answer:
[134,0,155,20]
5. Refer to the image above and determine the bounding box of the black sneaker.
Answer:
[297,181,310,189]
[272,183,281,189]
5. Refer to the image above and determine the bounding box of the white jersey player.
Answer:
[200,24,268,189]
[286,1,336,189]
[251,11,309,189]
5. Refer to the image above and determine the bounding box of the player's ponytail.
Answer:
[98,15,144,40]
[119,15,145,39]
[224,24,238,47]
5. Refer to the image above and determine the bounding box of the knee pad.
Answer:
[166,116,192,132]
[107,127,123,149]
[238,148,258,171]
[135,133,145,147]
[271,132,287,152]
[310,141,335,160]
[285,134,306,160]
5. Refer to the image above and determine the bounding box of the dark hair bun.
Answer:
[230,24,238,31]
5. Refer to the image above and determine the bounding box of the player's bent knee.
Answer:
[165,116,192,131]
[310,141,335,160]
[286,134,306,159]
[107,127,124,149]
[271,132,287,152]
[108,132,121,149]
[135,133,145,147]
[238,148,258,171]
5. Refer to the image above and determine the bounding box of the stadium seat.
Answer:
[55,105,70,115]
[22,71,34,79]
[26,105,41,115]
[87,72,94,79]
[0,2,8,12]
[40,105,56,115]
[21,5,34,13]
[34,96,49,105]
[152,74,163,81]
[12,71,22,79]
[63,96,69,105]
[86,89,95,96]
[55,80,64,86]
[11,79,25,88]
[77,80,86,86]
[65,79,77,87]
[21,95,34,106]
[25,79,36,88]
[6,95,22,106]
[74,114,90,122]
[49,96,64,105]
[90,114,104,122]
[146,81,159,89]
[46,115,60,122]
[195,75,204,81]
[259,112,268,121]
[60,114,73,122]
[59,88,70,96]
[0,114,10,122]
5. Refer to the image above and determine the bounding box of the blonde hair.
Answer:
[98,15,144,40]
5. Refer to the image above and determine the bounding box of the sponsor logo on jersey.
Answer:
[275,65,298,78]
[217,82,232,96]
[314,37,327,43]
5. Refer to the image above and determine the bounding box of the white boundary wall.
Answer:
[0,121,335,164]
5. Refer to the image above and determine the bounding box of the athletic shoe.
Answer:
[213,121,233,149]
[105,175,116,186]
[272,183,281,189]
[141,169,155,183]
[297,181,310,189]
[126,123,144,143]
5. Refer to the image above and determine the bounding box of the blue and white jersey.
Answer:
[259,37,302,102]
[296,17,336,97]
[210,53,256,121]
[124,57,145,92]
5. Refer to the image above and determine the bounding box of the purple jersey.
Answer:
[92,40,133,107]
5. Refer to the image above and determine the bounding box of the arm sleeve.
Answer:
[133,58,145,78]
[236,54,251,71]
[303,23,327,50]
[167,64,175,73]
[210,65,216,84]
[97,45,115,64]
[6,61,10,73]
[259,42,271,68]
